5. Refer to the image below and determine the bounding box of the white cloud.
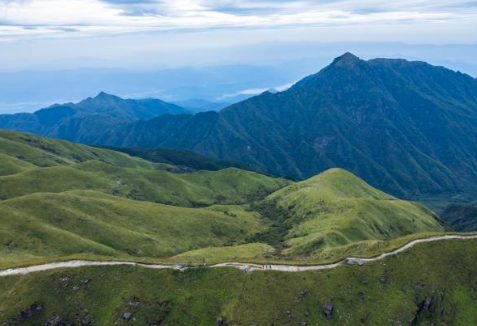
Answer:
[0,0,475,41]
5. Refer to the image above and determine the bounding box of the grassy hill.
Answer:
[257,169,444,259]
[0,161,288,206]
[0,190,266,267]
[0,129,173,176]
[0,130,447,269]
[0,130,292,268]
[1,239,477,325]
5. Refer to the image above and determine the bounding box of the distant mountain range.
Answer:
[0,92,189,143]
[2,53,477,198]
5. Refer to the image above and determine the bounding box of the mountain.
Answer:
[173,98,231,113]
[89,53,477,198]
[0,92,189,143]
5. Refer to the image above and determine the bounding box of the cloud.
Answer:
[0,0,475,42]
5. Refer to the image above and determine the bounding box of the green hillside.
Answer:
[0,162,288,206]
[258,169,444,258]
[0,191,265,267]
[1,239,477,325]
[0,130,447,270]
[0,129,172,175]
[0,130,291,268]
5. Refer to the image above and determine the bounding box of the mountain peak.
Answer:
[331,52,360,67]
[94,91,119,100]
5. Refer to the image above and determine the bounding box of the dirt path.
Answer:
[1,234,476,277]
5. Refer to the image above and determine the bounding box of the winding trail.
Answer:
[1,234,476,277]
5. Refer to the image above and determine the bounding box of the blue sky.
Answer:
[0,0,476,69]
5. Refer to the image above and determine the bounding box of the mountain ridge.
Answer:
[0,92,189,143]
[87,54,477,198]
[2,54,477,198]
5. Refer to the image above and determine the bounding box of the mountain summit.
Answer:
[331,52,360,67]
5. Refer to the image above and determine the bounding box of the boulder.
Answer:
[322,302,333,319]
[45,316,65,326]
[122,312,133,321]
[20,303,43,319]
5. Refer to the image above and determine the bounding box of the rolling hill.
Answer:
[82,53,477,199]
[0,130,446,268]
[0,130,291,267]
[256,168,444,259]
[0,129,449,268]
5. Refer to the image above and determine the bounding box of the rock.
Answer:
[45,316,65,326]
[380,270,393,284]
[20,303,43,319]
[303,310,310,317]
[122,312,133,321]
[299,289,309,296]
[300,322,308,326]
[151,317,165,326]
[81,315,93,326]
[322,302,333,319]
[217,316,225,325]
[422,298,433,310]
[158,300,169,308]
[129,297,140,307]
[73,286,80,292]
[415,282,425,289]
[0,307,4,313]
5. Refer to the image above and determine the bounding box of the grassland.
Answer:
[257,169,444,258]
[0,129,171,174]
[0,130,450,271]
[1,239,477,325]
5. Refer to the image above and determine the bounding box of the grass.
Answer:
[0,161,290,206]
[171,243,276,264]
[260,168,444,258]
[0,129,173,173]
[0,191,268,266]
[1,239,477,325]
[0,130,451,271]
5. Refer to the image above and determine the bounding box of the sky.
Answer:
[0,0,476,69]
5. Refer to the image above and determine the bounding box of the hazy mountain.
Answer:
[0,92,189,143]
[173,99,231,113]
[92,53,477,198]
